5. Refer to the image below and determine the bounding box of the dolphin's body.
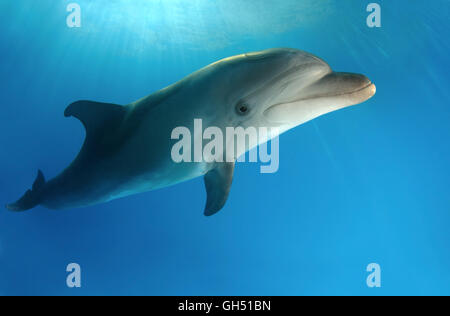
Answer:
[7,48,376,216]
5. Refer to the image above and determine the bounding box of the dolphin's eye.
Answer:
[236,102,250,115]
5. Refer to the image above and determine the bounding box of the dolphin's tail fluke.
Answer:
[6,170,45,212]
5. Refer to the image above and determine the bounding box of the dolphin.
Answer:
[6,48,376,216]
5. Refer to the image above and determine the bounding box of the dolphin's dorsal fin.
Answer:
[203,162,235,216]
[64,100,127,150]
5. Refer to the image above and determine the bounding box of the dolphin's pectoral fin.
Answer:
[64,100,127,148]
[203,162,235,216]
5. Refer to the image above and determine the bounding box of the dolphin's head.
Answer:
[207,48,376,136]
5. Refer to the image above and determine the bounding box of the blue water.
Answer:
[0,0,449,296]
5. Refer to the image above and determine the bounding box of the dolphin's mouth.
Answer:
[264,72,376,124]
[296,80,375,102]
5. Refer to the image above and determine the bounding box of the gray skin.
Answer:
[6,48,376,216]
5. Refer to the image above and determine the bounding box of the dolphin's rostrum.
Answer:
[6,48,376,216]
